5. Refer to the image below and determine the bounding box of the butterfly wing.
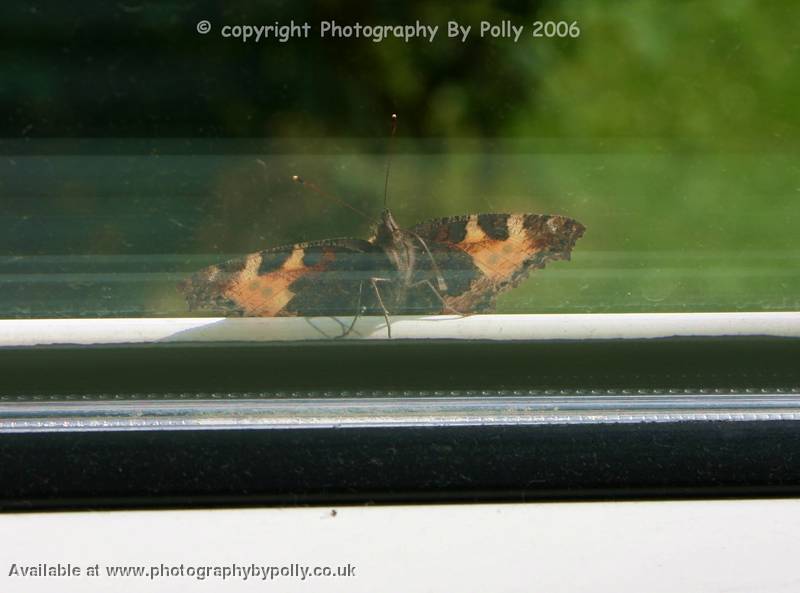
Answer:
[179,238,393,317]
[408,213,585,312]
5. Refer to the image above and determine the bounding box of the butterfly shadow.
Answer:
[158,314,464,343]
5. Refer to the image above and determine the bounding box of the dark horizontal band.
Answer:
[2,418,800,510]
[2,336,799,510]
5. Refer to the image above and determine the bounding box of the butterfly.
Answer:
[179,117,585,337]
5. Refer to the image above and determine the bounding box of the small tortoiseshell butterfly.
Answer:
[179,116,585,336]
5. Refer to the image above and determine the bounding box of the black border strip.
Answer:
[2,420,800,511]
[3,336,800,396]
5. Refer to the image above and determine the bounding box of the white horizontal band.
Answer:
[0,312,798,347]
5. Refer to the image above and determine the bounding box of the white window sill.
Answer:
[0,312,798,347]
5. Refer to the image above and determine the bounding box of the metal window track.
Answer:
[3,392,800,433]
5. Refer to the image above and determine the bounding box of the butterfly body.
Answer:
[180,208,585,320]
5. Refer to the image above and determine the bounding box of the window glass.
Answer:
[2,1,797,340]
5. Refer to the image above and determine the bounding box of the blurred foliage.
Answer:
[0,0,798,316]
[2,0,798,142]
[0,0,548,138]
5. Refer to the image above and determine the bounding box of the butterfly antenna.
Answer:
[383,113,397,209]
[291,175,370,220]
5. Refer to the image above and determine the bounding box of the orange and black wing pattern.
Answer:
[179,238,392,317]
[409,213,585,313]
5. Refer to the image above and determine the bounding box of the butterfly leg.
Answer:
[337,281,365,339]
[407,231,448,292]
[410,279,466,316]
[369,277,393,338]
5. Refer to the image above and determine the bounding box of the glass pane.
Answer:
[1,1,798,342]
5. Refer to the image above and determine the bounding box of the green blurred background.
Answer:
[0,0,798,317]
